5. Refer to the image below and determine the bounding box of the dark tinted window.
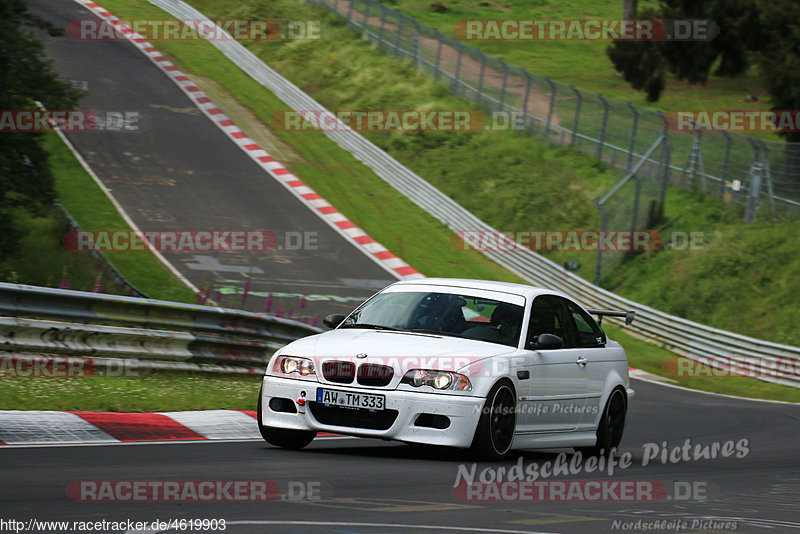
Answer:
[527,295,572,348]
[341,291,524,348]
[565,300,605,348]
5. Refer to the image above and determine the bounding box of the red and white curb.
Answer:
[0,409,261,445]
[0,409,342,446]
[72,0,422,281]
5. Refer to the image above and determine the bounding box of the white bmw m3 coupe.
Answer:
[258,278,634,459]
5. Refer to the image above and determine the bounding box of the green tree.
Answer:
[754,0,800,143]
[607,0,762,102]
[0,0,81,256]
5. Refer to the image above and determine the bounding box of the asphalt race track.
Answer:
[2,380,799,533]
[28,0,397,321]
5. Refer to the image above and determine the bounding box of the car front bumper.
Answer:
[260,376,485,448]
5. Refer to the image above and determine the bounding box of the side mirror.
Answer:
[529,333,564,350]
[323,313,346,329]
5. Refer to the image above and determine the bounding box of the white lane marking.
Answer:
[631,375,800,405]
[51,127,201,294]
[225,521,558,534]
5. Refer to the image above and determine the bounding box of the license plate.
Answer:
[316,388,385,410]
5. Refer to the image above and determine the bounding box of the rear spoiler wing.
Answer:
[586,308,636,326]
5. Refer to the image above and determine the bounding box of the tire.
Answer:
[257,387,316,450]
[579,387,627,457]
[470,380,517,460]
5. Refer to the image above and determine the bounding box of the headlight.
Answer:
[401,369,472,391]
[273,356,316,377]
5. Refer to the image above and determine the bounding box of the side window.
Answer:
[527,296,565,347]
[565,300,605,348]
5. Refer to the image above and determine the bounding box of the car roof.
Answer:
[389,277,565,300]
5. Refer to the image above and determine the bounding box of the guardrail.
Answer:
[146,0,800,388]
[0,283,321,375]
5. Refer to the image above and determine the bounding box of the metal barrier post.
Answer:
[626,102,638,172]
[395,14,405,55]
[545,77,556,136]
[719,131,731,199]
[597,94,609,159]
[452,42,464,95]
[363,0,371,32]
[498,59,509,112]
[433,29,444,79]
[521,69,532,130]
[413,19,422,67]
[476,50,486,106]
[378,3,387,48]
[570,85,581,146]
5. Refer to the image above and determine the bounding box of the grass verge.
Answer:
[0,371,261,411]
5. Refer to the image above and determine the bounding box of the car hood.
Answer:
[281,328,517,360]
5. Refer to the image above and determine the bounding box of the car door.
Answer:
[515,295,588,433]
[562,299,611,430]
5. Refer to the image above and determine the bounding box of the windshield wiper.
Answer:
[339,323,401,331]
[407,329,471,339]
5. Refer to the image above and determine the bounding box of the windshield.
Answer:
[340,291,524,348]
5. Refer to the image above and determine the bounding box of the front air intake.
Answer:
[357,363,394,387]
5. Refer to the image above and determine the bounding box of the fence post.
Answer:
[498,59,509,112]
[684,131,703,188]
[659,135,670,214]
[476,50,487,107]
[744,137,762,223]
[452,42,464,96]
[745,162,763,223]
[631,168,642,232]
[346,0,354,25]
[433,29,444,80]
[570,85,581,146]
[363,0,371,33]
[719,131,731,199]
[626,102,638,172]
[522,69,532,131]
[545,77,556,137]
[378,3,387,48]
[395,14,405,55]
[596,94,609,160]
[593,200,607,286]
[759,139,777,215]
[413,19,422,68]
